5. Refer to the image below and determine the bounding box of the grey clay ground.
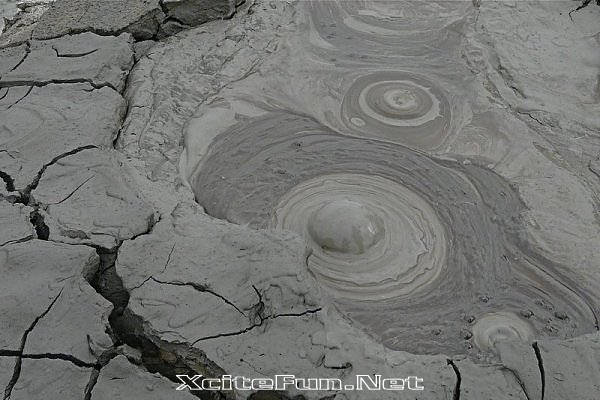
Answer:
[1,1,600,399]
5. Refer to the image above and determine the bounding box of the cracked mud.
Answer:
[1,1,600,400]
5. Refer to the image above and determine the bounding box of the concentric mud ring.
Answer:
[473,312,535,352]
[272,173,447,301]
[341,71,451,149]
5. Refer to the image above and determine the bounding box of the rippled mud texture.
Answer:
[192,112,598,355]
[472,312,536,353]
[306,0,471,62]
[272,173,446,302]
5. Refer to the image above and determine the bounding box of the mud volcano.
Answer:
[472,312,536,353]
[2,0,600,398]
[272,173,446,301]
[191,112,597,355]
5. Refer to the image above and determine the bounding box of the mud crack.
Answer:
[532,342,546,400]
[16,144,98,204]
[150,277,246,316]
[28,209,49,240]
[3,289,62,400]
[52,46,99,58]
[191,282,321,346]
[503,366,532,400]
[9,41,31,72]
[2,85,33,110]
[569,0,599,20]
[0,170,15,192]
[87,245,230,400]
[0,79,119,93]
[0,350,97,369]
[447,359,461,400]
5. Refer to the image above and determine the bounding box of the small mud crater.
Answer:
[341,71,450,149]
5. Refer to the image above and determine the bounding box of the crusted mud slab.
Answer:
[1,1,600,399]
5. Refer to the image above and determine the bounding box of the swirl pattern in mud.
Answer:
[306,0,472,61]
[272,173,446,301]
[190,112,597,355]
[341,71,451,149]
